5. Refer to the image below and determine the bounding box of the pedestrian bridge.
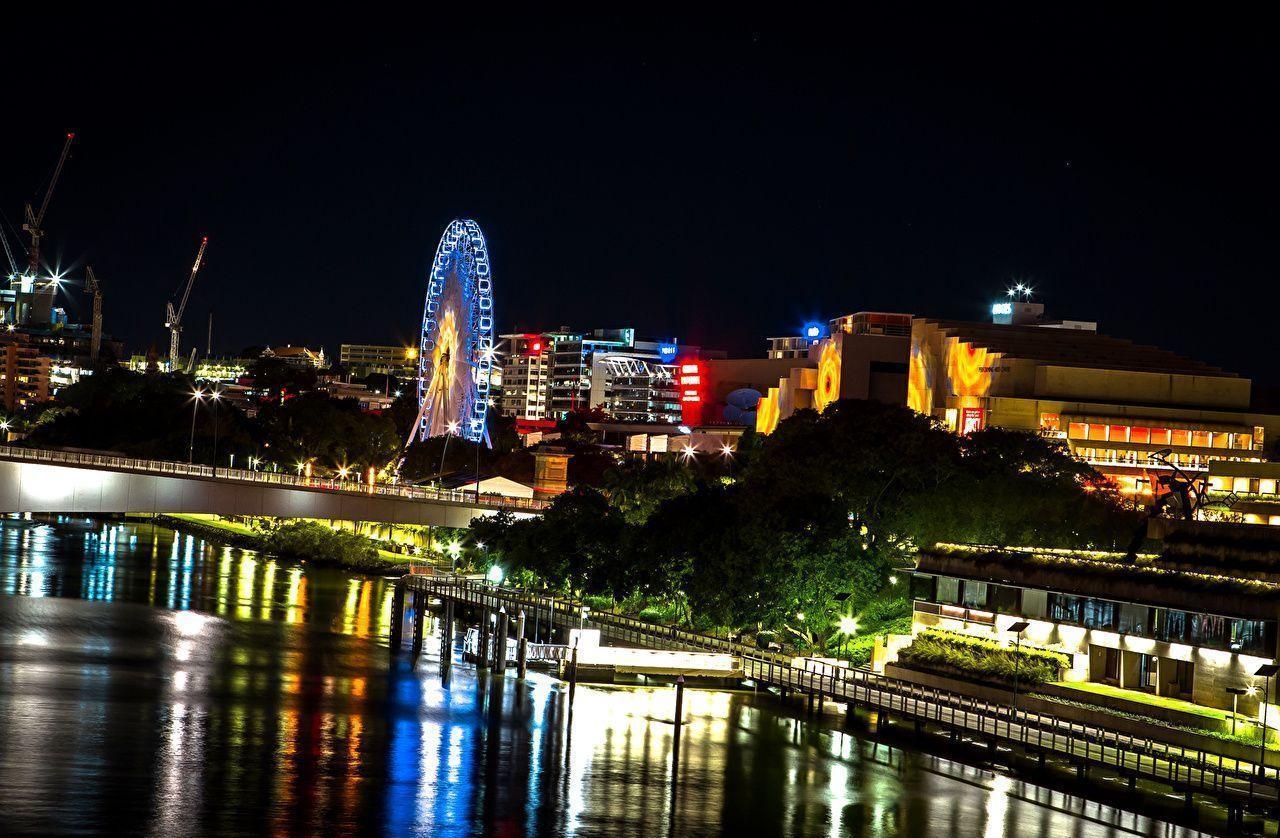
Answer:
[0,445,546,527]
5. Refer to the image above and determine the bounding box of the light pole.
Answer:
[838,615,858,660]
[210,388,222,475]
[1007,620,1031,732]
[1227,687,1247,735]
[438,421,460,489]
[1255,662,1279,781]
[579,606,590,630]
[188,388,204,464]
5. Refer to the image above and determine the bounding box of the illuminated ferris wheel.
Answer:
[407,219,495,446]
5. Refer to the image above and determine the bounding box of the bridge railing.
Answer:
[414,577,1280,804]
[0,445,549,512]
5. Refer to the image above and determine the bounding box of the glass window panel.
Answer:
[1082,599,1117,630]
[1190,613,1228,649]
[1237,434,1253,450]
[960,581,988,608]
[1160,610,1188,642]
[1049,594,1082,623]
[1109,425,1128,442]
[1087,424,1108,441]
[1212,432,1231,449]
[910,574,935,601]
[1170,429,1191,446]
[1191,431,1211,448]
[1067,422,1087,440]
[1117,604,1149,635]
[1150,429,1170,445]
[1129,427,1151,444]
[935,577,960,605]
[988,585,1020,613]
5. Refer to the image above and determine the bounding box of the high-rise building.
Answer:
[0,337,51,410]
[498,328,693,423]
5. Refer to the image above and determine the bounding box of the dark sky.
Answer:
[5,10,1277,382]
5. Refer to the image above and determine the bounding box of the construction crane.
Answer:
[165,236,208,371]
[22,133,75,277]
[85,266,103,363]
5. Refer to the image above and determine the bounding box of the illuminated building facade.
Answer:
[752,311,911,434]
[0,340,50,409]
[909,523,1280,716]
[339,344,417,380]
[908,317,1277,497]
[498,328,698,423]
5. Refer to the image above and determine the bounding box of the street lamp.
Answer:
[1007,620,1031,726]
[188,388,204,464]
[486,564,504,586]
[838,615,859,659]
[1255,662,1279,779]
[209,388,222,475]
[447,540,461,573]
[579,606,590,630]
[1227,686,1248,736]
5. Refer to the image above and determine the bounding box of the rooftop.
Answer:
[916,319,1238,379]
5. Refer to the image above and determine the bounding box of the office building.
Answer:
[0,337,51,410]
[339,344,418,380]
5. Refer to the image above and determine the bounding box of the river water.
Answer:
[0,519,1215,836]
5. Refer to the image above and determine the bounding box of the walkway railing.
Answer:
[410,576,1280,810]
[0,445,550,512]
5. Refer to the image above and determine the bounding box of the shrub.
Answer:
[262,522,381,567]
[897,629,1067,686]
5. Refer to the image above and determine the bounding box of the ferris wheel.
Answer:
[407,219,495,447]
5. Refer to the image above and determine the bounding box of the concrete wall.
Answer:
[1037,366,1251,409]
[0,460,507,528]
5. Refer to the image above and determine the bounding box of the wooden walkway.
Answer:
[402,575,1280,822]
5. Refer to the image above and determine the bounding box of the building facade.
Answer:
[498,328,690,423]
[907,315,1276,498]
[339,344,418,380]
[909,525,1280,716]
[0,340,51,410]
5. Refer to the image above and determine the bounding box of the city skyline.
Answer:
[1,12,1276,385]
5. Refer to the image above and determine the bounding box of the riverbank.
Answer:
[147,513,437,575]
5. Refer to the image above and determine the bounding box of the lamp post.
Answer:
[188,388,204,464]
[579,606,590,630]
[1227,687,1247,735]
[1255,662,1279,781]
[838,615,858,660]
[1007,620,1031,732]
[210,388,222,475]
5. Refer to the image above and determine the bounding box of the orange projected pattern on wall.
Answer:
[756,387,781,434]
[814,340,841,414]
[907,340,935,416]
[946,339,995,405]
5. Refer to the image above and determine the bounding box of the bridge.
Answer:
[0,445,546,526]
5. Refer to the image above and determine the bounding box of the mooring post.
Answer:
[516,609,528,680]
[410,590,425,659]
[569,642,579,707]
[477,607,491,670]
[441,598,455,663]
[388,580,405,652]
[673,674,685,771]
[495,608,509,671]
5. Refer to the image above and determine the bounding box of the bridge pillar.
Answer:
[410,591,425,659]
[516,610,528,680]
[389,581,406,652]
[495,608,510,671]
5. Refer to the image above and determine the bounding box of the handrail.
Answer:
[0,444,550,512]
[412,577,1280,804]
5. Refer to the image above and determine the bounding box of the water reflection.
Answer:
[0,519,1211,836]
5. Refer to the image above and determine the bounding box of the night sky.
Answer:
[4,12,1277,383]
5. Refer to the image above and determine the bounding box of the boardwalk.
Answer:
[406,575,1280,822]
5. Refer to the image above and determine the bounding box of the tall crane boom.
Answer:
[85,266,103,364]
[22,133,75,276]
[166,236,208,371]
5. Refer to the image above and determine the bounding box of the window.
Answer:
[1082,599,1117,630]
[1109,425,1128,443]
[935,576,960,605]
[1190,614,1229,649]
[1261,479,1277,495]
[1234,477,1252,494]
[1067,422,1088,440]
[1212,432,1231,449]
[988,585,1020,613]
[1117,603,1149,635]
[910,574,935,602]
[1191,431,1211,448]
[1049,594,1082,623]
[1088,424,1108,441]
[1170,429,1191,447]
[1158,610,1189,643]
[960,581,988,608]
[1040,413,1062,432]
[1129,427,1151,444]
[1230,620,1274,656]
[1150,428,1170,445]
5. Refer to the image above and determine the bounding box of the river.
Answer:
[0,518,1217,836]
